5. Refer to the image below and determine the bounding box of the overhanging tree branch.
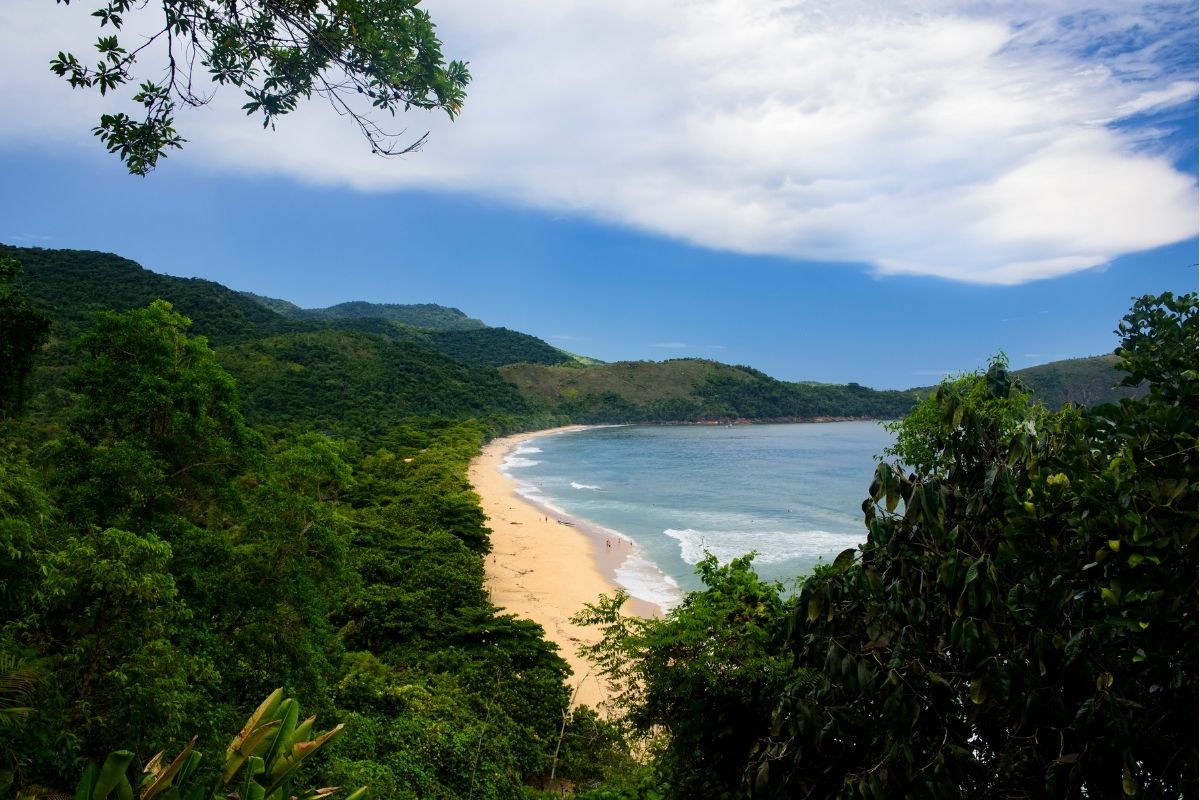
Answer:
[50,0,469,174]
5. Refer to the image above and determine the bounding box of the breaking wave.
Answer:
[663,528,865,566]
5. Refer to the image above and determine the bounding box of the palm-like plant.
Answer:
[73,690,367,800]
[0,651,41,794]
[0,652,38,729]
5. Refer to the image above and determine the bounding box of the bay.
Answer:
[502,421,895,609]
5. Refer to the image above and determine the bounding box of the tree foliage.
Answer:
[575,556,800,799]
[1,299,581,797]
[0,258,51,418]
[572,293,1196,799]
[70,300,252,482]
[50,0,469,173]
[883,354,1040,478]
[750,293,1197,798]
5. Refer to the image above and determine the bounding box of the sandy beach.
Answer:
[469,426,661,711]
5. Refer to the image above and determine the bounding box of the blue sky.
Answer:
[1,0,1196,389]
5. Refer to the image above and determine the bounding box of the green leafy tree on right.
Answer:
[753,292,1197,798]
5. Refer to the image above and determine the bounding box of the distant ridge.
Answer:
[1013,354,1142,407]
[240,292,486,331]
[6,245,302,344]
[5,243,1139,429]
[500,359,921,423]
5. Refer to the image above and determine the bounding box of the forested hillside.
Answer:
[11,244,1132,428]
[6,245,302,345]
[1,245,1195,799]
[1013,354,1143,407]
[219,331,540,434]
[502,360,921,422]
[501,356,1142,425]
[0,262,617,798]
[242,294,488,331]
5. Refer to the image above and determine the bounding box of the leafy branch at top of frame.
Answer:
[49,0,470,175]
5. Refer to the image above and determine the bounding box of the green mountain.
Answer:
[497,353,1139,425]
[239,292,573,367]
[241,291,487,330]
[7,245,543,433]
[424,327,575,368]
[8,244,1135,431]
[218,330,534,433]
[501,359,921,423]
[7,245,302,345]
[1013,354,1142,407]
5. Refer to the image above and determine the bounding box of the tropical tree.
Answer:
[883,354,1039,478]
[67,299,254,511]
[0,257,51,418]
[49,0,470,174]
[752,293,1197,798]
[575,555,799,799]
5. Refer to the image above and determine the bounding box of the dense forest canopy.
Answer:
[2,242,1192,799]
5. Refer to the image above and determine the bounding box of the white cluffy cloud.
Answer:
[1,0,1196,284]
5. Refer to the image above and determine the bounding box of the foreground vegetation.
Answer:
[0,277,603,796]
[2,243,1193,798]
[577,292,1197,798]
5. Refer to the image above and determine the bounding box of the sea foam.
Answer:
[663,528,865,567]
[502,456,540,470]
[514,485,566,515]
[570,481,602,490]
[615,550,683,611]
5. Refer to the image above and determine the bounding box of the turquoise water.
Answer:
[501,421,894,609]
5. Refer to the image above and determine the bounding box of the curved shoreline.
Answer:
[469,426,663,711]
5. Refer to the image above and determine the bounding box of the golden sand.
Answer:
[469,427,661,710]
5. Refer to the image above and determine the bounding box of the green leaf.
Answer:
[807,594,821,623]
[93,751,135,799]
[833,547,857,570]
[1122,764,1137,796]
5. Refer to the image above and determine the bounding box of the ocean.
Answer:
[501,421,895,610]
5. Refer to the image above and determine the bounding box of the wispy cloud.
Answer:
[2,0,1195,284]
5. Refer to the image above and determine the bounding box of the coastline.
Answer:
[469,425,663,711]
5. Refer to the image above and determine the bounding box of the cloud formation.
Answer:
[2,0,1196,284]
